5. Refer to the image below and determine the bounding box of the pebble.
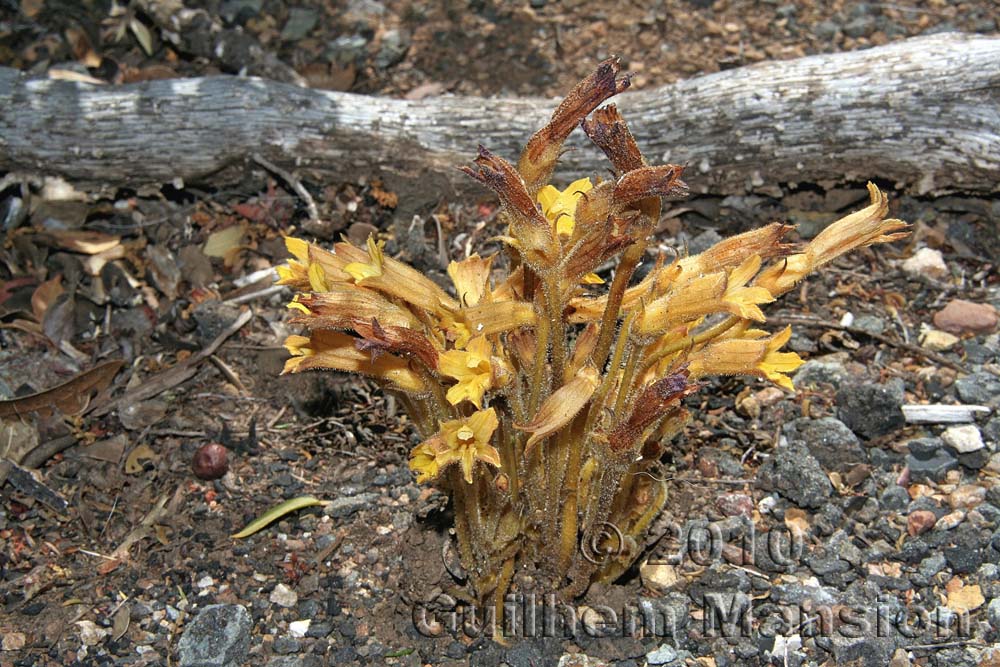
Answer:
[323,493,378,519]
[948,484,986,509]
[288,619,311,637]
[988,597,1000,629]
[906,437,959,482]
[920,328,959,352]
[281,7,319,41]
[640,561,679,593]
[933,299,998,335]
[954,372,1000,406]
[645,644,678,665]
[715,492,754,517]
[942,424,985,453]
[783,416,866,472]
[756,441,833,509]
[901,247,949,279]
[836,380,905,439]
[178,605,252,667]
[935,510,965,530]
[907,510,937,536]
[270,583,298,608]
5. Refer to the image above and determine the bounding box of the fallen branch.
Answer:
[1,33,997,203]
[770,314,970,373]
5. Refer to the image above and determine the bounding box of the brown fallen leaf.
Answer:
[124,443,157,474]
[0,360,124,419]
[30,274,64,323]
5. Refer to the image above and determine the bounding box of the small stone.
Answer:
[948,485,986,509]
[2,632,26,651]
[843,15,876,38]
[907,510,937,536]
[901,247,948,279]
[281,7,318,41]
[756,441,833,509]
[715,492,754,517]
[322,493,377,519]
[954,372,1000,406]
[836,380,905,439]
[906,437,959,482]
[178,605,252,667]
[935,510,965,530]
[646,643,678,665]
[270,583,298,608]
[918,552,947,578]
[942,425,985,453]
[920,328,959,352]
[933,299,998,335]
[640,562,679,593]
[288,620,311,637]
[375,29,410,69]
[814,20,840,40]
[879,485,910,511]
[783,417,866,472]
[988,597,1000,629]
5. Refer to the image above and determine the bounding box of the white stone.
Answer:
[920,328,959,352]
[75,621,109,646]
[288,619,311,637]
[269,583,298,608]
[902,247,948,279]
[196,576,214,589]
[942,425,985,453]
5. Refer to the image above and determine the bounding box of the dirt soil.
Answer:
[1,2,999,667]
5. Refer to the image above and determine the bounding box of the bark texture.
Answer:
[1,33,997,202]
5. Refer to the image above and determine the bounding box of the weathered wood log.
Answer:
[1,33,998,206]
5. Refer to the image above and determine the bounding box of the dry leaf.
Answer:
[43,230,121,255]
[124,443,157,474]
[0,360,124,419]
[517,366,599,452]
[203,225,246,267]
[129,18,154,56]
[30,274,64,323]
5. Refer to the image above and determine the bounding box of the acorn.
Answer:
[192,443,228,480]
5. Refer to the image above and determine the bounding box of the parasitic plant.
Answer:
[278,58,907,618]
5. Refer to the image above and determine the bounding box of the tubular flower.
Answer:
[686,326,804,391]
[344,235,385,284]
[538,177,594,237]
[439,336,493,406]
[409,408,501,484]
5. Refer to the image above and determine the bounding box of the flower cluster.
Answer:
[278,58,908,609]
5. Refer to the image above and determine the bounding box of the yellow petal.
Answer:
[344,235,385,283]
[518,366,599,452]
[307,262,330,292]
[581,272,605,285]
[285,236,310,262]
[447,254,493,307]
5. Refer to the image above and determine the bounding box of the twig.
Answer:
[91,309,253,416]
[252,153,320,223]
[768,314,969,373]
[223,284,286,305]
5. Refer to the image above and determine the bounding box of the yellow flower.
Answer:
[537,177,593,236]
[409,408,501,484]
[757,326,805,391]
[439,336,492,406]
[721,255,774,321]
[344,235,385,283]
